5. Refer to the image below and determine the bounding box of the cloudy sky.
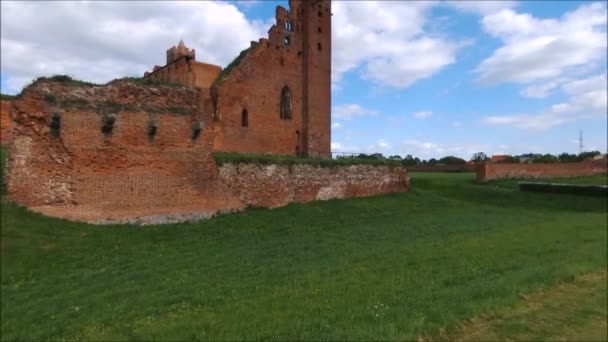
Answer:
[1,0,606,159]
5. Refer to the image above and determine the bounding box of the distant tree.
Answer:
[558,153,579,163]
[533,154,558,163]
[388,155,403,162]
[471,152,489,162]
[414,157,421,165]
[578,151,601,161]
[428,158,438,165]
[438,156,466,165]
[370,153,384,160]
[401,154,418,166]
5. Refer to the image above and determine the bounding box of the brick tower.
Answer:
[291,0,332,156]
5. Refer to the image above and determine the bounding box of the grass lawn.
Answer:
[1,166,607,340]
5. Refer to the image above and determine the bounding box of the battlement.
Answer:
[166,39,196,64]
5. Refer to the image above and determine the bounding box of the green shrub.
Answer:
[519,182,607,197]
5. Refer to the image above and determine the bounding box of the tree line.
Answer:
[337,151,604,166]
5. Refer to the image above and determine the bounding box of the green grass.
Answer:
[0,93,16,101]
[1,169,607,340]
[448,271,607,341]
[213,152,401,167]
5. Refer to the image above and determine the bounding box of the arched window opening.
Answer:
[285,20,292,32]
[280,86,292,120]
[284,36,290,46]
[318,43,322,51]
[318,26,322,33]
[241,109,249,127]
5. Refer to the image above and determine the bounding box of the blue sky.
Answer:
[1,0,606,160]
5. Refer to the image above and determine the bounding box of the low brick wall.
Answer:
[218,163,409,209]
[476,160,607,181]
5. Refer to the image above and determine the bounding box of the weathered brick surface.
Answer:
[212,0,331,156]
[218,164,409,208]
[143,0,331,157]
[0,99,12,144]
[7,79,408,224]
[6,80,243,224]
[476,160,608,181]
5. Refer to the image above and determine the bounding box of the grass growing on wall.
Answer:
[0,93,16,101]
[1,167,607,340]
[213,152,402,167]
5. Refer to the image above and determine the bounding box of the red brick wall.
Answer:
[6,80,242,224]
[476,160,608,181]
[7,79,408,225]
[212,0,331,156]
[145,58,221,90]
[218,164,409,208]
[0,99,12,145]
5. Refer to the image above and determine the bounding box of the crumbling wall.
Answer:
[476,160,608,182]
[6,79,242,224]
[218,163,409,208]
[0,99,12,144]
[7,77,406,225]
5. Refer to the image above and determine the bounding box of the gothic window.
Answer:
[280,86,292,120]
[284,36,290,46]
[241,109,248,127]
[285,20,292,32]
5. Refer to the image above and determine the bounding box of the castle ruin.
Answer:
[144,0,331,157]
[4,0,410,224]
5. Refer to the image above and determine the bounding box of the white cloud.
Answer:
[331,122,342,129]
[482,73,607,130]
[332,104,378,120]
[445,1,518,15]
[452,121,463,127]
[332,1,468,89]
[476,3,607,85]
[0,1,270,93]
[412,111,433,119]
[520,79,566,98]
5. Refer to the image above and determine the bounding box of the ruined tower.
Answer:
[294,0,332,156]
[145,0,332,157]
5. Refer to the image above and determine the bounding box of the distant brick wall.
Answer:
[218,163,409,209]
[0,99,12,144]
[476,160,608,181]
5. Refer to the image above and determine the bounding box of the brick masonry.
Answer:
[144,0,331,157]
[476,160,608,182]
[6,80,408,224]
[0,99,12,145]
[218,163,409,209]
